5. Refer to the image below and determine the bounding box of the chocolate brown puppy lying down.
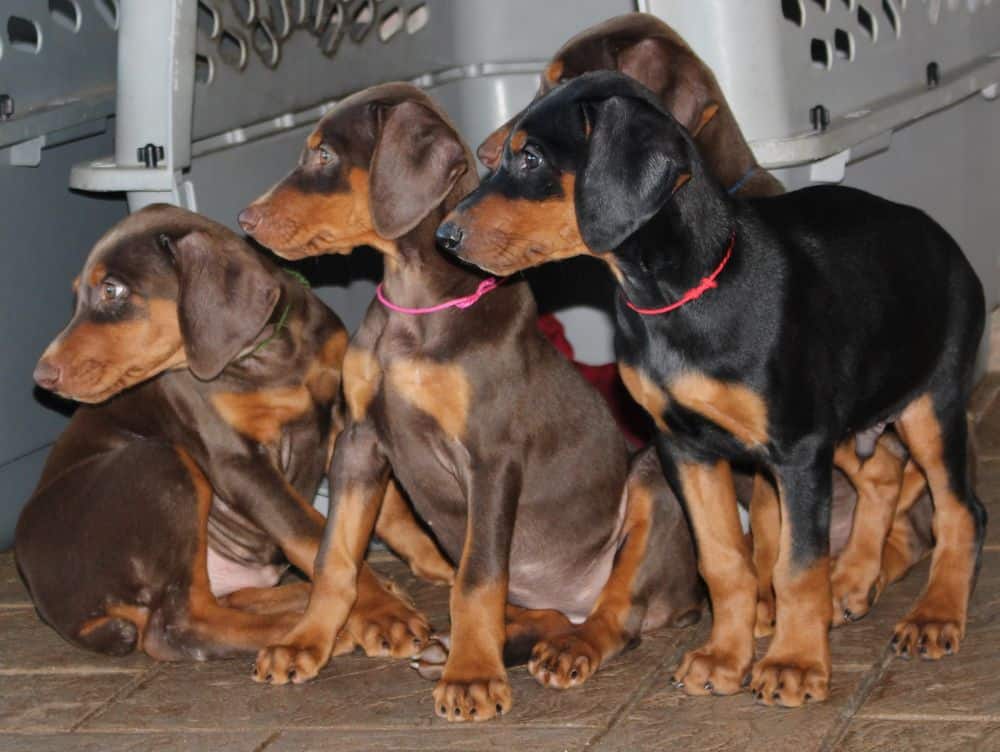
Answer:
[17,206,450,661]
[239,83,704,721]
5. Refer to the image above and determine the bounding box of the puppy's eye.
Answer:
[101,278,128,302]
[318,146,334,165]
[521,146,542,171]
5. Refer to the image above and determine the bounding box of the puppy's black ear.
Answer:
[167,230,280,380]
[576,95,687,252]
[370,100,470,239]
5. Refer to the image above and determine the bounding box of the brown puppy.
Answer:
[239,83,704,721]
[477,12,931,632]
[17,205,450,660]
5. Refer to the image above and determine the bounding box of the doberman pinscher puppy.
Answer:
[440,71,987,707]
[477,12,929,633]
[17,205,451,660]
[238,83,703,721]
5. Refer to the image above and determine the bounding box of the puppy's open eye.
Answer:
[318,145,334,165]
[521,145,542,171]
[100,278,128,302]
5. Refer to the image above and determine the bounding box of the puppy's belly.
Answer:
[206,547,286,597]
[506,488,628,624]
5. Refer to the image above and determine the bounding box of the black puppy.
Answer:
[439,71,986,707]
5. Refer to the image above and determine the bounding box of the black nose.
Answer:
[435,222,464,253]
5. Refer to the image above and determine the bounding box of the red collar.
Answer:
[623,231,735,315]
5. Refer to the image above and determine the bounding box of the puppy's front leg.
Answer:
[434,459,521,722]
[751,448,834,707]
[254,420,393,684]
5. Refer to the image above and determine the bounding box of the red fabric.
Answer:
[536,314,654,448]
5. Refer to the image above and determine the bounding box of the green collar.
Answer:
[239,268,309,361]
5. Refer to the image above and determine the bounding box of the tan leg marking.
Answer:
[750,549,832,707]
[375,479,455,585]
[879,459,931,591]
[529,476,654,689]
[892,394,976,660]
[830,437,905,625]
[672,460,756,696]
[343,347,382,422]
[668,372,769,448]
[388,358,471,441]
[749,473,780,638]
[619,363,669,431]
[434,577,511,722]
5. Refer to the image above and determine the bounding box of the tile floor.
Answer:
[2,374,998,751]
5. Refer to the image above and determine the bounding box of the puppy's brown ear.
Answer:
[476,118,514,171]
[370,100,469,239]
[168,230,280,380]
[617,38,719,138]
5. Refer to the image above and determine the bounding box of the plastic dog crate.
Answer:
[644,0,999,359]
[0,0,128,548]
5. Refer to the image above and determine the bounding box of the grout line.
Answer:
[253,730,283,751]
[585,625,707,750]
[0,667,145,676]
[68,663,164,732]
[852,712,1000,722]
[817,643,896,752]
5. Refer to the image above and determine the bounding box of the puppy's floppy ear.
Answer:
[476,117,514,171]
[167,230,280,380]
[576,95,687,252]
[369,100,469,239]
[617,39,719,138]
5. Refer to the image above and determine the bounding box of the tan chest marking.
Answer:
[212,386,312,444]
[343,346,382,421]
[306,329,349,404]
[669,372,769,448]
[387,358,471,441]
[618,363,669,431]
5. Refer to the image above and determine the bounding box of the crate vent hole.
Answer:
[218,28,247,68]
[195,53,214,84]
[406,3,428,33]
[810,37,831,67]
[834,27,854,58]
[354,1,374,25]
[198,2,220,38]
[379,7,402,41]
[230,0,255,25]
[857,4,878,39]
[94,0,118,29]
[320,4,344,55]
[265,0,291,38]
[882,0,901,34]
[49,0,81,32]
[7,16,41,53]
[252,20,278,67]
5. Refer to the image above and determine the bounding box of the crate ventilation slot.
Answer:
[7,16,42,53]
[49,1,81,33]
[93,0,118,30]
[196,0,431,78]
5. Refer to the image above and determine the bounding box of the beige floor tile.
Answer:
[0,673,142,733]
[0,551,32,608]
[836,719,1000,751]
[0,731,270,752]
[270,727,597,752]
[0,609,151,674]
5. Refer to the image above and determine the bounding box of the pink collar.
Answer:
[624,231,735,315]
[376,276,501,315]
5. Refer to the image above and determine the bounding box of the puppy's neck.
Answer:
[614,163,738,313]
[378,170,491,312]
